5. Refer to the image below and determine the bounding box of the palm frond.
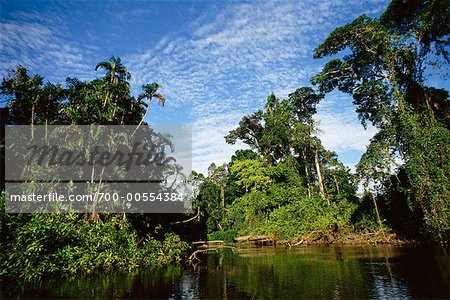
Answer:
[153,93,165,106]
[95,61,111,71]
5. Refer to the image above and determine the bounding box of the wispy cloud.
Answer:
[1,0,389,174]
[191,112,249,173]
[0,17,95,82]
[126,0,387,173]
[316,101,378,152]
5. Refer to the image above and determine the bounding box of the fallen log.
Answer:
[188,245,237,262]
[192,241,207,245]
[207,240,224,245]
[234,235,273,243]
[234,236,252,243]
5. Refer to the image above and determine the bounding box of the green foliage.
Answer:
[195,83,362,241]
[0,65,60,125]
[353,211,381,233]
[196,178,223,233]
[398,109,450,239]
[193,0,449,240]
[1,1,449,284]
[1,58,164,126]
[0,59,195,280]
[229,159,271,192]
[380,0,450,57]
[313,0,450,241]
[262,197,357,239]
[206,87,359,238]
[0,205,189,280]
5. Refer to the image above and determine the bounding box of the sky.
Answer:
[0,0,393,174]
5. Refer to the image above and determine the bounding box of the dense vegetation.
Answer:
[194,0,449,243]
[0,0,448,280]
[0,57,189,280]
[195,90,361,241]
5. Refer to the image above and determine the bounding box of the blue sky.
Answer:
[1,0,394,174]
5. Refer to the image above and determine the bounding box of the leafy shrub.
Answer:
[261,196,357,239]
[0,207,189,280]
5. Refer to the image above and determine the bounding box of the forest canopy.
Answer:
[0,0,449,280]
[195,0,450,243]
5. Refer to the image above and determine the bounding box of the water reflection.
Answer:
[3,246,450,299]
[170,273,200,299]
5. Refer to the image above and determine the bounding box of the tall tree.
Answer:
[134,83,165,131]
[1,65,45,127]
[95,56,131,84]
[95,56,132,108]
[226,89,345,203]
[312,1,450,240]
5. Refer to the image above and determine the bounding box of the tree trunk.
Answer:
[133,98,150,136]
[371,192,383,233]
[220,185,225,208]
[424,91,436,121]
[103,89,110,107]
[333,174,340,195]
[31,103,35,139]
[315,149,328,204]
[217,222,223,231]
[119,212,126,229]
[112,98,117,119]
[303,152,311,198]
[45,118,48,141]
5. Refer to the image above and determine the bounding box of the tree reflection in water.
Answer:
[4,246,450,299]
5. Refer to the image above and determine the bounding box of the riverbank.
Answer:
[203,229,419,250]
[189,230,418,263]
[278,229,416,247]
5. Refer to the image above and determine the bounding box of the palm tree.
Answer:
[95,56,131,107]
[133,83,165,133]
[95,56,131,84]
[127,83,164,221]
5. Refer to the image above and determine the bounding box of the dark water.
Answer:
[3,246,450,299]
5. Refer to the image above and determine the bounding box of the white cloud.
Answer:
[0,22,94,82]
[1,0,389,174]
[316,109,377,152]
[125,1,345,173]
[192,112,249,174]
[125,0,387,173]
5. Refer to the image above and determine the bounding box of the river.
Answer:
[3,246,450,299]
